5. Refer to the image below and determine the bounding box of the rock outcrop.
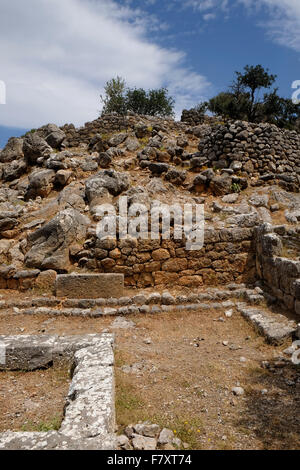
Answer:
[25,209,89,271]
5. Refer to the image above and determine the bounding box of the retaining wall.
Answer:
[255,224,300,315]
[81,227,256,288]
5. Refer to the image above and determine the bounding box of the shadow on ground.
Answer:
[238,359,300,450]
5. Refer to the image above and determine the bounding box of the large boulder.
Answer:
[165,169,186,186]
[25,169,56,200]
[148,163,169,176]
[58,185,86,211]
[108,133,127,147]
[0,137,24,163]
[25,209,89,272]
[88,134,109,153]
[85,170,130,206]
[97,152,112,169]
[23,132,52,165]
[0,217,18,233]
[210,174,233,196]
[2,159,27,182]
[38,124,66,149]
[125,136,140,152]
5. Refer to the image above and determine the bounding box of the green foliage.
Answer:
[22,128,37,137]
[100,77,175,118]
[145,88,175,117]
[262,90,300,129]
[194,102,208,115]
[208,64,300,129]
[21,415,62,432]
[231,183,241,193]
[236,65,276,121]
[100,76,127,115]
[208,92,250,121]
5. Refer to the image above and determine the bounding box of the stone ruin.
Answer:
[0,334,115,450]
[255,223,300,315]
[0,111,299,449]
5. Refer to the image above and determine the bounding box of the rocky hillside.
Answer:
[0,113,299,289]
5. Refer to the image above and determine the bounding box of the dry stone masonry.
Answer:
[197,120,300,192]
[255,223,300,315]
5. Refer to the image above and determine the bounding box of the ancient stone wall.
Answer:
[60,114,183,148]
[181,109,205,126]
[198,120,300,192]
[255,224,300,315]
[79,227,256,288]
[0,227,256,290]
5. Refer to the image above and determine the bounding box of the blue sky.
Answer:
[0,0,299,147]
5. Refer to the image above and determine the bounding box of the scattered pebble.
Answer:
[232,386,244,396]
[225,309,233,318]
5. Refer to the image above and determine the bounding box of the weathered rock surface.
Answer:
[0,334,116,450]
[237,303,297,344]
[25,169,56,200]
[25,209,89,271]
[55,273,124,299]
[38,124,66,149]
[0,137,24,163]
[85,170,130,206]
[23,133,52,164]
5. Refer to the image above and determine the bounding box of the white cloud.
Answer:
[183,0,300,52]
[239,1,300,52]
[0,0,210,129]
[203,12,217,20]
[182,0,229,13]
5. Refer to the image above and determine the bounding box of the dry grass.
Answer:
[0,367,70,432]
[114,311,300,450]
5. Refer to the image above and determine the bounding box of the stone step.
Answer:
[0,285,254,311]
[5,302,229,318]
[237,303,298,344]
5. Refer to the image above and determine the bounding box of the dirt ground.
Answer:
[0,301,299,450]
[0,367,70,432]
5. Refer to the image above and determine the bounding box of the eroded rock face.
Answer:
[38,124,66,149]
[57,185,86,211]
[25,169,56,200]
[2,160,27,182]
[125,136,140,152]
[210,174,232,196]
[108,133,128,147]
[85,170,130,206]
[165,169,186,186]
[25,209,89,271]
[88,134,109,153]
[97,152,112,169]
[23,132,52,165]
[0,138,24,163]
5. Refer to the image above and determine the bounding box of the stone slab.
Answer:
[237,303,297,344]
[0,333,108,370]
[55,273,124,299]
[0,431,115,450]
[0,333,116,450]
